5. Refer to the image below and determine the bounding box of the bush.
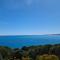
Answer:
[36,54,59,60]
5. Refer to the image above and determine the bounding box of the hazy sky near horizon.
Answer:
[0,0,60,35]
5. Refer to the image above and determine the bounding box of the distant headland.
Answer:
[48,34,60,36]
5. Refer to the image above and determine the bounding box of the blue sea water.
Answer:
[0,35,60,48]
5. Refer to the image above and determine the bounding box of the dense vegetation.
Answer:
[0,44,60,60]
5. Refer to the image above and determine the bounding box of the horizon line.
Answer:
[0,34,60,36]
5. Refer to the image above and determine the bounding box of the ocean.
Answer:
[0,35,60,48]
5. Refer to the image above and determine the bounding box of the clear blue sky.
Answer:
[0,0,60,35]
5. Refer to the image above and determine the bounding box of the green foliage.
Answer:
[0,46,12,60]
[49,45,60,55]
[0,44,60,60]
[36,55,59,60]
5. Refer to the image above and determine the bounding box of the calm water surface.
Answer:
[0,35,60,48]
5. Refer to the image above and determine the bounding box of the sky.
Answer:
[0,0,60,35]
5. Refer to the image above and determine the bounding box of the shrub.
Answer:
[36,54,59,60]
